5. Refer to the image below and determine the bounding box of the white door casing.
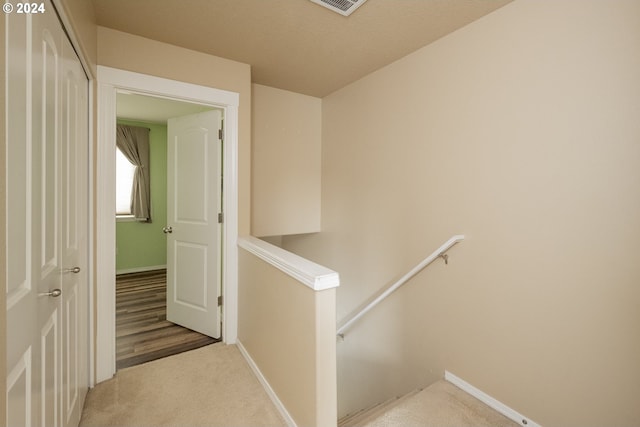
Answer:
[5,2,89,426]
[95,66,239,383]
[166,110,223,338]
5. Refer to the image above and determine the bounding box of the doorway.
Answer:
[95,66,240,383]
[115,270,220,369]
[114,94,223,369]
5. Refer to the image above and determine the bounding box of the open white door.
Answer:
[166,110,223,338]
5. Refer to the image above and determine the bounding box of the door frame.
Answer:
[95,66,239,383]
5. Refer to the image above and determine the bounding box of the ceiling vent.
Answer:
[308,0,368,16]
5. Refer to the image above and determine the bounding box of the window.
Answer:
[116,147,136,216]
[116,124,151,221]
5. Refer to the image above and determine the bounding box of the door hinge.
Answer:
[218,295,223,306]
[218,212,224,223]
[218,128,223,140]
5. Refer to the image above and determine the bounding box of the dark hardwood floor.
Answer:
[116,269,220,370]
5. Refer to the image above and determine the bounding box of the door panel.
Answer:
[175,242,208,308]
[6,10,36,427]
[60,24,89,427]
[175,129,209,223]
[34,8,63,426]
[5,2,89,426]
[40,28,60,277]
[6,9,32,327]
[6,349,32,427]
[63,287,78,424]
[5,11,30,303]
[41,312,59,427]
[167,110,222,338]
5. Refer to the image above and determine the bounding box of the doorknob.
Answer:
[39,289,62,298]
[63,266,81,274]
[163,226,173,234]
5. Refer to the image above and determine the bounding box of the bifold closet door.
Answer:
[5,2,90,426]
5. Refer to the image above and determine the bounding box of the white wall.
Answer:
[282,0,640,424]
[252,84,321,237]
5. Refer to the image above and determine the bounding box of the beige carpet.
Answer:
[80,343,286,427]
[360,380,518,427]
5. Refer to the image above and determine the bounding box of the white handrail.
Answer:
[336,235,465,338]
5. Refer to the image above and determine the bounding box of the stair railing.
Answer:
[337,234,465,339]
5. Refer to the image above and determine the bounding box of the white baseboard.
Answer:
[115,264,166,275]
[444,371,541,427]
[236,340,297,427]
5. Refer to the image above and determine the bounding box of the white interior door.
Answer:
[166,110,223,338]
[59,26,89,427]
[5,3,89,426]
[6,11,44,426]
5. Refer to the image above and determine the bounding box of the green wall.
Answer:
[116,120,168,272]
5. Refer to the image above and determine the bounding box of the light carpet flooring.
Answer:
[343,380,519,427]
[80,343,285,427]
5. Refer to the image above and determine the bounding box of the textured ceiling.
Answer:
[92,0,513,97]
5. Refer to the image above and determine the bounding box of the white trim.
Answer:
[115,265,167,276]
[87,71,96,389]
[238,236,339,291]
[96,66,240,383]
[97,66,239,107]
[96,81,117,382]
[236,340,297,427]
[221,104,239,343]
[444,371,542,427]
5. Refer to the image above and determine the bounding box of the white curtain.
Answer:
[116,124,151,222]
